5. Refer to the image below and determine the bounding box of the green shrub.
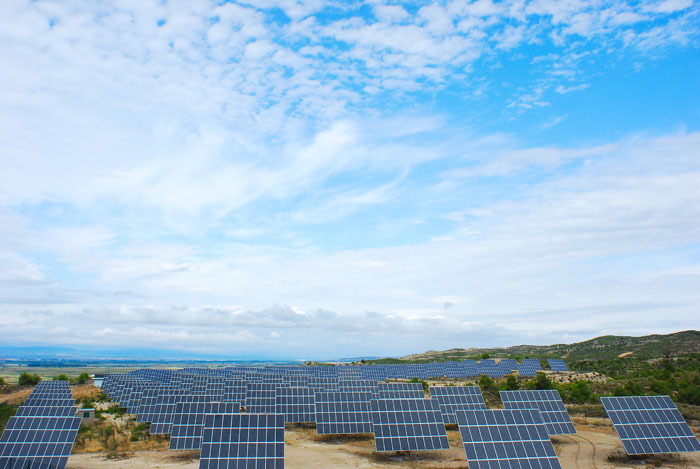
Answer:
[534,373,554,390]
[76,372,91,384]
[478,375,498,392]
[18,372,41,386]
[503,375,519,391]
[53,374,69,381]
[408,377,429,393]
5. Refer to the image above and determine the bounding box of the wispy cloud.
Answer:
[1,1,699,357]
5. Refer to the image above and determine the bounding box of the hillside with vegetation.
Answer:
[391,330,700,362]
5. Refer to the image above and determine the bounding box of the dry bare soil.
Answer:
[66,417,700,469]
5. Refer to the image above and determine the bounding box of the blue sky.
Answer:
[1,0,699,359]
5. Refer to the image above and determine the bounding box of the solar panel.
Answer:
[22,398,76,408]
[338,380,378,394]
[370,399,450,452]
[429,386,487,424]
[456,409,562,469]
[376,383,425,399]
[314,392,373,435]
[601,395,700,455]
[500,390,576,435]
[0,415,82,469]
[276,387,315,423]
[224,380,247,406]
[308,378,340,392]
[15,407,77,417]
[200,414,284,468]
[246,383,277,414]
[170,402,240,450]
[150,395,212,434]
[548,359,568,372]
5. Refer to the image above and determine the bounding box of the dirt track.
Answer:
[66,423,700,468]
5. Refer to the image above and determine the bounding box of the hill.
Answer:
[387,330,700,363]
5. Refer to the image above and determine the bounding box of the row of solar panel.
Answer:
[0,381,81,469]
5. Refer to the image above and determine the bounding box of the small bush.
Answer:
[53,374,69,381]
[18,372,41,386]
[130,423,148,442]
[76,372,91,384]
[408,377,429,393]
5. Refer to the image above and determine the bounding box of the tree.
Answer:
[567,381,592,403]
[534,373,554,390]
[53,374,69,381]
[479,375,497,392]
[76,373,91,385]
[18,372,41,386]
[503,375,519,391]
[0,377,6,387]
[480,353,490,359]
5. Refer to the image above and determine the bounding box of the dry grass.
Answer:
[74,413,171,459]
[72,384,103,402]
[311,433,374,444]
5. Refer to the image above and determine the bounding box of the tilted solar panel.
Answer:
[500,389,576,435]
[150,395,211,434]
[547,359,568,372]
[0,416,82,469]
[200,413,284,469]
[456,409,562,469]
[314,392,373,435]
[275,387,315,423]
[376,383,425,400]
[224,381,247,407]
[22,398,76,408]
[170,402,240,450]
[370,399,450,452]
[15,407,77,418]
[429,386,487,424]
[601,395,700,455]
[246,384,277,414]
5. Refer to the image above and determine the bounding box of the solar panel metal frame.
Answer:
[314,392,373,435]
[456,408,562,469]
[199,413,284,469]
[601,395,700,455]
[370,398,450,452]
[500,389,577,435]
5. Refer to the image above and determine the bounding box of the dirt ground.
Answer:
[65,420,700,469]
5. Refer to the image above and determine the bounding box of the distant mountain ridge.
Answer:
[399,330,700,362]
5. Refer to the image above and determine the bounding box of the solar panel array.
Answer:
[95,359,591,466]
[0,381,80,469]
[500,390,576,435]
[370,399,449,452]
[547,359,569,372]
[601,396,700,455]
[456,409,562,469]
[200,414,284,469]
[315,392,373,435]
[429,386,487,424]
